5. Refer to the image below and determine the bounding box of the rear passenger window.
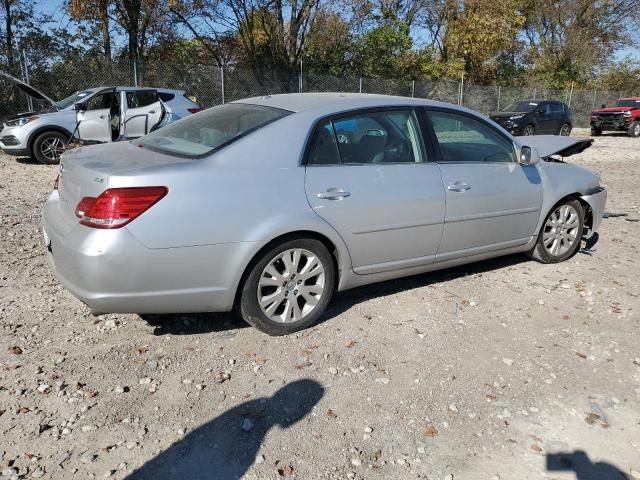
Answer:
[126,91,158,108]
[428,110,515,163]
[550,103,563,112]
[307,121,341,165]
[158,92,175,102]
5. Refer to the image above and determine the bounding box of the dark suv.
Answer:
[489,100,572,136]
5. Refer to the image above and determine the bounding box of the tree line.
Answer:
[1,0,639,92]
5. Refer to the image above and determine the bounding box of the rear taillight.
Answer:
[76,187,168,229]
[187,108,202,114]
[75,196,96,218]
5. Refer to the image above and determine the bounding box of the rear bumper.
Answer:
[42,192,254,314]
[581,188,607,238]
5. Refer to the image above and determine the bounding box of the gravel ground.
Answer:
[1,134,639,480]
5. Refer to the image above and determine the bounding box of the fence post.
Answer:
[133,59,138,87]
[458,73,464,106]
[299,59,303,93]
[220,66,225,104]
[533,88,536,100]
[568,81,575,107]
[497,86,501,110]
[411,80,415,98]
[592,90,597,109]
[21,49,33,112]
[359,77,362,94]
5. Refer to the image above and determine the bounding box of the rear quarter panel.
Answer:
[121,112,353,286]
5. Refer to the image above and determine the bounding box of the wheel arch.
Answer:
[232,229,347,311]
[27,125,73,156]
[537,192,591,235]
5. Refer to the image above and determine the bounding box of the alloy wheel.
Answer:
[257,248,326,323]
[40,136,66,162]
[560,124,571,136]
[523,126,534,136]
[542,204,580,256]
[635,124,640,137]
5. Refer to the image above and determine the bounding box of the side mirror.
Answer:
[537,109,546,115]
[600,104,606,108]
[74,102,86,112]
[519,146,540,166]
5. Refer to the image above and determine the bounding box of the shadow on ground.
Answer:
[546,451,630,479]
[15,156,42,165]
[140,253,531,336]
[126,379,324,480]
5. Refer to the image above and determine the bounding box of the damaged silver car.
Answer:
[42,93,606,335]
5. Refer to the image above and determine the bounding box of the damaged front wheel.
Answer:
[529,198,584,264]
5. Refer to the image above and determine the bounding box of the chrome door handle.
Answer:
[447,182,471,192]
[317,189,351,200]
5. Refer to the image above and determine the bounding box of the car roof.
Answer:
[89,86,184,93]
[233,92,448,114]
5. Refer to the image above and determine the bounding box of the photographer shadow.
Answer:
[126,379,324,480]
[546,450,630,480]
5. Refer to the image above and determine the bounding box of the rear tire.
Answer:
[590,128,602,137]
[523,124,535,136]
[627,121,640,137]
[529,199,584,264]
[239,238,336,335]
[32,131,68,165]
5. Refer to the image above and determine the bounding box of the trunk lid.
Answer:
[518,135,593,159]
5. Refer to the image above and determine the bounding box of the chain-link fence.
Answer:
[1,59,633,128]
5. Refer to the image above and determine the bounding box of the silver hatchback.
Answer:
[42,93,606,335]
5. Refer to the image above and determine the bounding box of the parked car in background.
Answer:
[0,72,201,164]
[490,100,572,136]
[42,93,606,336]
[590,98,640,137]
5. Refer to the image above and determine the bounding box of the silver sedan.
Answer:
[42,93,607,335]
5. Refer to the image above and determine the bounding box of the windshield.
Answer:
[54,90,94,110]
[615,99,640,108]
[501,101,538,113]
[137,103,291,156]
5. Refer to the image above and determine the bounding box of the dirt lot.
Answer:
[1,134,639,480]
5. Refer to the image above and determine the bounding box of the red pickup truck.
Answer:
[591,97,640,137]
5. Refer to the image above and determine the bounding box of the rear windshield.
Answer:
[615,99,640,108]
[136,103,291,156]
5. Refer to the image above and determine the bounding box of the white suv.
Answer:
[0,73,201,164]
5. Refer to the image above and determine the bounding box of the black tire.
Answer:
[522,124,535,136]
[627,121,640,138]
[528,198,584,264]
[558,123,571,136]
[32,131,69,165]
[239,238,336,335]
[590,128,602,137]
